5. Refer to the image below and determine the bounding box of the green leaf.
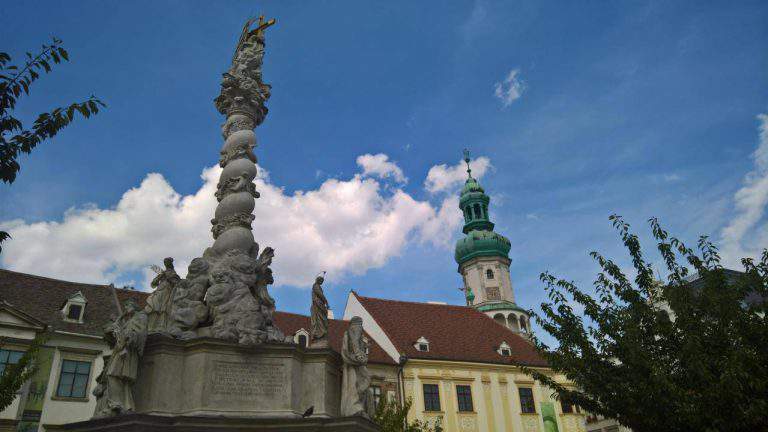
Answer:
[58,48,69,61]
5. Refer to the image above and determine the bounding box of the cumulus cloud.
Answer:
[494,69,525,108]
[720,113,768,266]
[0,154,475,289]
[424,157,491,194]
[356,153,407,183]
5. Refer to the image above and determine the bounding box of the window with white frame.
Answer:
[0,349,24,375]
[497,341,512,356]
[414,336,430,352]
[294,329,309,347]
[61,291,87,323]
[56,359,92,399]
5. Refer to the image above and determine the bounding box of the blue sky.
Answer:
[2,1,767,340]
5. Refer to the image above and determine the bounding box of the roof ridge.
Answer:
[356,293,469,310]
[275,310,351,324]
[0,268,110,288]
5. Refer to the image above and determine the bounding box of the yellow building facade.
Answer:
[403,360,584,432]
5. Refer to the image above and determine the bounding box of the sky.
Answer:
[1,1,767,343]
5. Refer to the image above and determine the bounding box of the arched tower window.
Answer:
[474,203,482,220]
[493,313,506,328]
[519,316,528,333]
[486,269,494,279]
[508,314,520,331]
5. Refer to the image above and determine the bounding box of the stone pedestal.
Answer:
[133,335,342,419]
[44,413,379,432]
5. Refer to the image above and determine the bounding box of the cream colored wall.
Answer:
[461,256,514,305]
[0,314,110,430]
[0,313,38,421]
[39,333,110,429]
[403,360,585,432]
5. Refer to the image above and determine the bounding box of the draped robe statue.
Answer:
[310,274,329,347]
[94,299,148,418]
[341,316,370,417]
[146,257,180,333]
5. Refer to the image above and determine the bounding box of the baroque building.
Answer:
[455,152,531,335]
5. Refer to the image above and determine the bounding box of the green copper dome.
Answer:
[454,150,511,265]
[454,229,511,264]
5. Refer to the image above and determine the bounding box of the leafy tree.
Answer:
[526,215,768,432]
[373,397,443,432]
[1,37,105,252]
[0,334,46,411]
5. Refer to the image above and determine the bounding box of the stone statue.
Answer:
[203,246,285,345]
[168,258,210,339]
[94,299,148,418]
[340,316,370,417]
[310,272,329,347]
[145,257,180,334]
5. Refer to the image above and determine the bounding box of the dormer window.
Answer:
[67,304,83,321]
[486,269,494,279]
[414,336,430,352]
[497,341,512,356]
[62,292,87,323]
[293,329,310,347]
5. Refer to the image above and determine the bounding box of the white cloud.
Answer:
[356,153,407,183]
[720,113,768,266]
[494,69,525,108]
[0,154,472,289]
[424,157,491,194]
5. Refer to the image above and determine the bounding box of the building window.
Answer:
[371,385,382,410]
[519,387,535,413]
[67,304,83,321]
[486,269,494,279]
[456,385,473,412]
[423,384,440,411]
[56,360,91,399]
[497,341,512,356]
[61,291,87,323]
[519,316,528,333]
[0,349,24,375]
[297,334,307,347]
[414,336,430,352]
[560,399,574,414]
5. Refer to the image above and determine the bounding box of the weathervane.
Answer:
[463,148,473,179]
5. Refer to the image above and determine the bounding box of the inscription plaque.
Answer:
[210,361,286,399]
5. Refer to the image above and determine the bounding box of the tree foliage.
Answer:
[527,215,768,432]
[0,334,46,412]
[0,37,105,252]
[373,398,443,432]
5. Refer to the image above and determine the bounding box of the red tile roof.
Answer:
[353,292,547,367]
[273,311,396,365]
[0,269,120,337]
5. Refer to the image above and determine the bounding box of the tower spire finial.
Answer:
[463,148,473,179]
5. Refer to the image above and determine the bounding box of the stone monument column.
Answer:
[210,16,275,256]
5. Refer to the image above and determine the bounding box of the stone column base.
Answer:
[44,413,380,432]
